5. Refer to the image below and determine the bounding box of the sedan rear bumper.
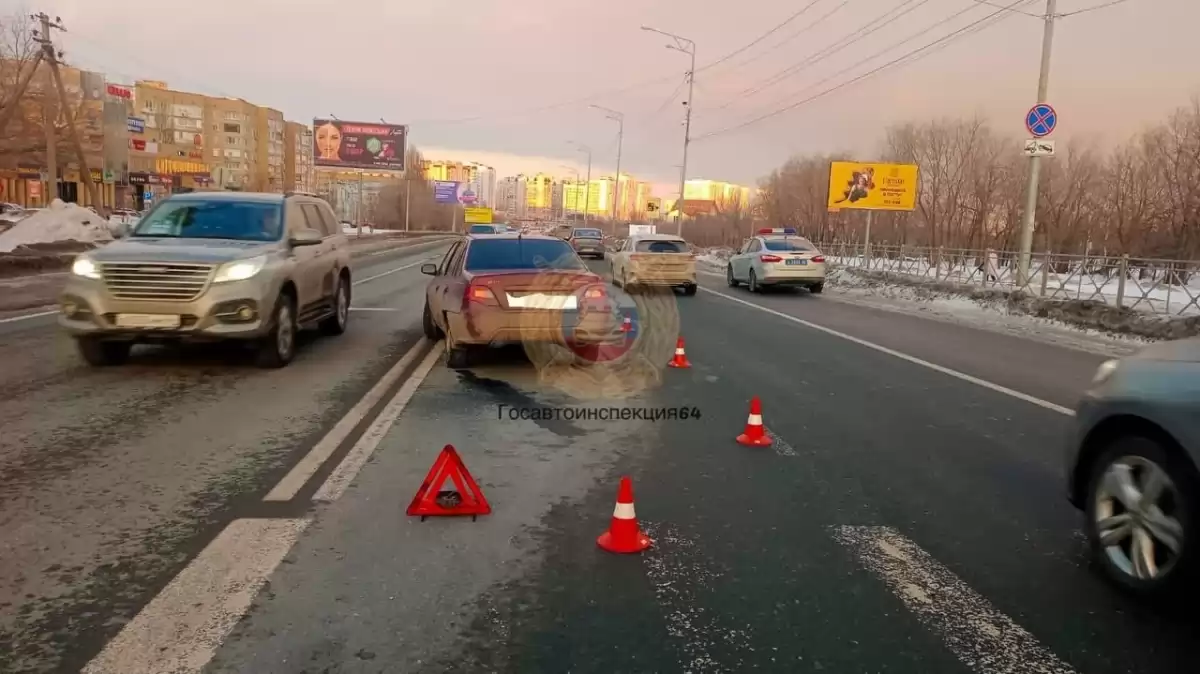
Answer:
[448,309,623,347]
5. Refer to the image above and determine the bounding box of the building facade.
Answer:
[283,121,314,193]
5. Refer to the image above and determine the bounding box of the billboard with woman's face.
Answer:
[312,119,407,170]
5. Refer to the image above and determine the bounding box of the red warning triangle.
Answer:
[406,444,491,520]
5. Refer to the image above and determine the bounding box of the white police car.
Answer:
[726,228,826,294]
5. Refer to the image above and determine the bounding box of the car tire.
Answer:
[255,293,297,369]
[422,301,443,340]
[443,316,472,370]
[1083,434,1199,600]
[749,270,761,293]
[682,283,697,296]
[319,274,351,336]
[727,265,739,287]
[810,282,824,294]
[623,270,635,294]
[76,337,131,366]
[611,265,620,287]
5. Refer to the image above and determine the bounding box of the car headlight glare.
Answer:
[1092,359,1119,386]
[71,256,101,280]
[213,255,267,283]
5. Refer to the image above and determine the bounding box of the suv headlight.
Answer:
[213,255,267,283]
[1092,359,1119,386]
[71,255,101,280]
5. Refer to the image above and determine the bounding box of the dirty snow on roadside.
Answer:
[0,200,114,252]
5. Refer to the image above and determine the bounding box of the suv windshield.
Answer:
[635,239,688,253]
[763,238,814,252]
[464,238,586,271]
[132,200,283,241]
[468,224,498,234]
[572,228,603,239]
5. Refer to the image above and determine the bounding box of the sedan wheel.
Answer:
[727,265,739,287]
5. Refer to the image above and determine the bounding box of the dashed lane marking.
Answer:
[353,256,440,285]
[698,285,1075,416]
[82,517,310,674]
[831,525,1077,674]
[0,308,56,324]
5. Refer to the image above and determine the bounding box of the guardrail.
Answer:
[817,242,1200,317]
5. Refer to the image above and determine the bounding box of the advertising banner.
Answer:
[433,180,461,204]
[312,119,407,171]
[464,207,493,224]
[826,161,919,211]
[127,116,144,134]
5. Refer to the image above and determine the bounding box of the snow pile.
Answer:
[0,200,113,252]
[696,247,733,270]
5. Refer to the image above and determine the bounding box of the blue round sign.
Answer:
[1025,103,1057,138]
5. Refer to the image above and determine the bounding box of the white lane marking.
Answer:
[82,517,310,674]
[263,338,432,501]
[349,306,399,312]
[698,286,1075,416]
[312,340,443,502]
[353,256,439,286]
[0,308,56,324]
[831,526,1077,674]
[766,429,797,457]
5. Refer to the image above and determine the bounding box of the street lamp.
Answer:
[589,104,624,225]
[642,25,695,236]
[569,141,592,223]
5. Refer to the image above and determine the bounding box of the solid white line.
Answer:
[349,306,399,312]
[0,308,56,324]
[312,340,443,502]
[353,256,438,286]
[831,526,1077,674]
[698,286,1075,416]
[262,338,432,501]
[82,517,310,674]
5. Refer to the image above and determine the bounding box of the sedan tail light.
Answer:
[463,281,499,308]
[582,285,606,300]
[811,255,825,263]
[759,254,783,263]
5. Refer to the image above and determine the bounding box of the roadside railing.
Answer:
[817,242,1200,317]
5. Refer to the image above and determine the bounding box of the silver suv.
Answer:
[59,191,352,368]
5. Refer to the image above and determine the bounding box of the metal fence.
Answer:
[817,243,1200,317]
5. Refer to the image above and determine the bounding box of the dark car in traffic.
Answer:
[567,227,606,260]
[420,233,621,368]
[1066,337,1200,599]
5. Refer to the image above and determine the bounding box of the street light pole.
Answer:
[642,25,695,237]
[589,105,624,225]
[1017,0,1058,285]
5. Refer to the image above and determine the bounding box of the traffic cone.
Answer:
[597,476,652,554]
[667,337,691,368]
[736,396,772,447]
[621,316,633,333]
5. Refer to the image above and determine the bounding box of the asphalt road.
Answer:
[6,252,1198,673]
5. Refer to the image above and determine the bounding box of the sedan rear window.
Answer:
[635,239,688,253]
[763,238,814,252]
[464,239,586,271]
[572,228,603,239]
[468,224,498,234]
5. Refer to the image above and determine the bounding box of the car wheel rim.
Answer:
[277,304,294,358]
[336,282,348,327]
[1094,456,1185,581]
[727,267,733,283]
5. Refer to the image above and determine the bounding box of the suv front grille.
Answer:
[100,262,215,301]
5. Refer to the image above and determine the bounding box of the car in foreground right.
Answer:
[727,228,826,294]
[1066,337,1200,599]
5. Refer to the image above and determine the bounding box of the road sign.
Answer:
[1022,139,1056,157]
[464,206,492,224]
[1025,103,1057,138]
[143,191,153,200]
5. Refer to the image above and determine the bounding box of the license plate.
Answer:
[115,313,181,329]
[786,258,808,266]
[505,293,577,310]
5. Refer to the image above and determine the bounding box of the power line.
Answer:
[694,0,1033,141]
[697,0,825,71]
[713,0,856,75]
[971,0,1042,17]
[1059,0,1130,17]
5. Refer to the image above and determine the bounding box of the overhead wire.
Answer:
[714,0,856,75]
[1059,0,1130,17]
[696,0,826,71]
[693,0,1035,141]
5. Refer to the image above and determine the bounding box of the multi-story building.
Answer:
[467,164,496,207]
[524,173,554,218]
[563,178,617,219]
[683,179,751,210]
[128,80,212,208]
[422,160,475,184]
[634,182,654,219]
[495,176,527,218]
[206,95,259,194]
[254,107,285,193]
[283,122,314,193]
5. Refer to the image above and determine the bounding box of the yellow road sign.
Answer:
[827,161,918,211]
[464,207,493,224]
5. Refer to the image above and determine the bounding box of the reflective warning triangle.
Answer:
[406,444,491,519]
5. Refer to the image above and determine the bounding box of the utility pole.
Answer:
[404,175,411,232]
[42,62,56,204]
[589,105,624,226]
[356,169,364,236]
[36,12,102,209]
[571,143,592,224]
[1016,0,1058,285]
[641,26,694,237]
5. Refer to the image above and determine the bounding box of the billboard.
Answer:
[464,207,493,224]
[433,180,461,204]
[826,161,919,211]
[312,119,407,170]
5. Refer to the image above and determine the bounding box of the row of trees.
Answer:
[749,100,1200,261]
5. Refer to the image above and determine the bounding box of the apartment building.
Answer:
[683,179,751,210]
[255,107,285,192]
[495,176,527,218]
[284,122,314,193]
[422,160,475,184]
[467,164,496,207]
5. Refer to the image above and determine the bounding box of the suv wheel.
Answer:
[76,337,131,366]
[681,283,698,296]
[1084,435,1199,599]
[422,301,443,340]
[256,293,297,369]
[319,275,350,336]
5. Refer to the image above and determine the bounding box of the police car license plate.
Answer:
[786,259,808,266]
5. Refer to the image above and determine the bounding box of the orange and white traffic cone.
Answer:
[736,396,772,447]
[667,337,691,368]
[597,476,652,554]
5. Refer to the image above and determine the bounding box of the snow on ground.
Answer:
[0,200,114,252]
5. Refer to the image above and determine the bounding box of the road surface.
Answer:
[3,250,1197,674]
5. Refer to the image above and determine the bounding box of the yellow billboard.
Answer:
[464,206,493,224]
[827,161,919,211]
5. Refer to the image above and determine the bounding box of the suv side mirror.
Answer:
[289,228,323,247]
[420,263,438,275]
